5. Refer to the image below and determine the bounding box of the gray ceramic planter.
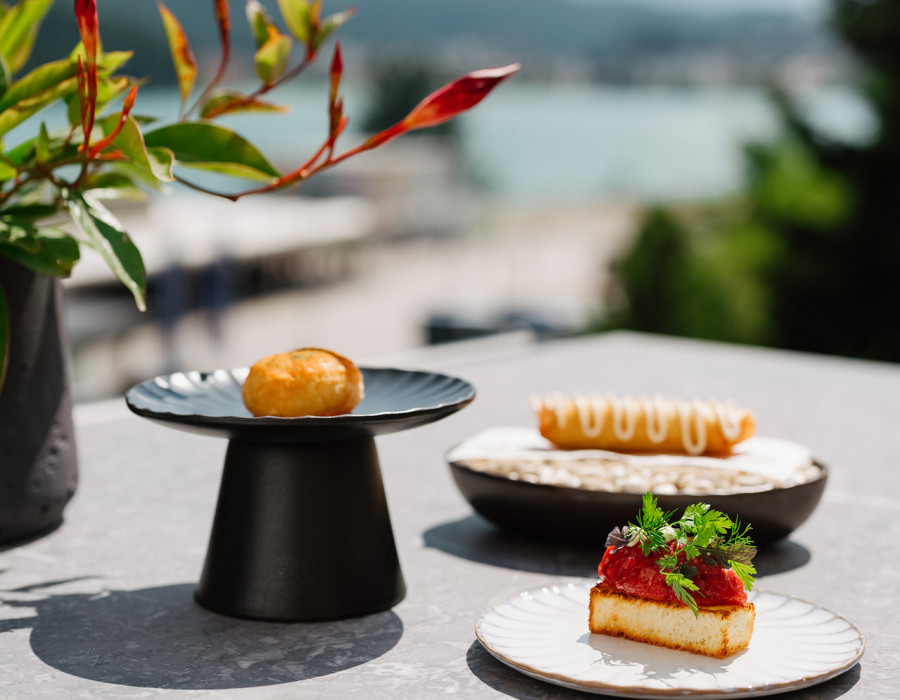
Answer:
[0,257,78,544]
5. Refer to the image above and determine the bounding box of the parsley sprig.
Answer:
[610,492,757,616]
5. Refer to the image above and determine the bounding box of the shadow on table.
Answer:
[0,582,402,690]
[466,640,862,699]
[754,538,811,576]
[423,515,599,576]
[424,515,811,577]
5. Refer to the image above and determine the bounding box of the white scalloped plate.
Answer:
[476,581,864,698]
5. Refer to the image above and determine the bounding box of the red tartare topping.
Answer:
[599,544,748,607]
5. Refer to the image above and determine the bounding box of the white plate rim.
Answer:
[475,580,865,699]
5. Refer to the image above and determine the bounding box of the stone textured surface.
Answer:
[0,332,893,698]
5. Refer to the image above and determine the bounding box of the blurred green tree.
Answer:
[606,0,900,362]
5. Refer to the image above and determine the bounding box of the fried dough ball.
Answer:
[242,348,364,417]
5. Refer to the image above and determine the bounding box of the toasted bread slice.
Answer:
[588,582,755,658]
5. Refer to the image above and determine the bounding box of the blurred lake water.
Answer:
[460,82,873,202]
[123,81,873,203]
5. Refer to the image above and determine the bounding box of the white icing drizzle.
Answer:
[538,393,749,455]
[643,395,669,443]
[610,395,638,441]
[575,394,605,437]
[714,400,744,441]
[550,391,568,428]
[677,400,708,455]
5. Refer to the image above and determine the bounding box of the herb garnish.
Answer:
[609,492,757,616]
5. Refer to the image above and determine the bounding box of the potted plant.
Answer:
[0,0,518,544]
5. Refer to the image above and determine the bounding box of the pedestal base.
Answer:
[195,436,405,621]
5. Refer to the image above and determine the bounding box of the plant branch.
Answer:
[183,0,232,120]
[174,177,241,201]
[249,55,313,99]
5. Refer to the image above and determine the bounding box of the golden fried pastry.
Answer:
[242,348,364,417]
[533,393,754,456]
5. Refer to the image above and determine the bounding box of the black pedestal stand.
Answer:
[125,366,475,622]
[195,437,404,621]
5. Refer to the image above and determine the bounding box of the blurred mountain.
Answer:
[30,0,835,84]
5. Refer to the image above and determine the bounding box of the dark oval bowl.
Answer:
[448,459,827,548]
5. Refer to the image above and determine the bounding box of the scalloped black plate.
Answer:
[126,367,476,443]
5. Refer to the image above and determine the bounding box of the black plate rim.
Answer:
[125,366,476,429]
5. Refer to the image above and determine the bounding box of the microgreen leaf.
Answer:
[605,526,631,550]
[613,492,758,612]
[664,572,700,616]
[728,560,757,592]
[628,491,677,555]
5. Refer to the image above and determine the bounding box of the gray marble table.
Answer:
[0,332,893,698]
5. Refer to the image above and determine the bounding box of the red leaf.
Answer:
[74,0,99,63]
[157,1,197,103]
[329,41,343,106]
[74,0,100,148]
[88,85,138,159]
[208,0,232,90]
[404,63,519,130]
[200,92,287,119]
[365,63,520,150]
[326,43,345,153]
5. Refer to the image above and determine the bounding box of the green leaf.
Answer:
[728,560,757,592]
[664,571,700,616]
[5,132,79,171]
[254,29,292,85]
[64,190,145,310]
[0,0,54,73]
[82,172,145,202]
[68,43,130,74]
[629,492,675,555]
[0,53,9,101]
[313,10,353,52]
[200,90,286,119]
[0,58,75,112]
[157,1,197,103]
[64,92,80,128]
[146,146,175,182]
[0,279,7,397]
[66,75,133,127]
[0,226,79,277]
[3,136,35,165]
[35,121,50,162]
[246,0,274,48]
[98,50,133,75]
[143,122,280,181]
[277,0,312,44]
[0,156,15,180]
[99,113,171,186]
[0,75,78,138]
[97,76,132,107]
[0,203,56,219]
[626,492,758,609]
[0,215,32,245]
